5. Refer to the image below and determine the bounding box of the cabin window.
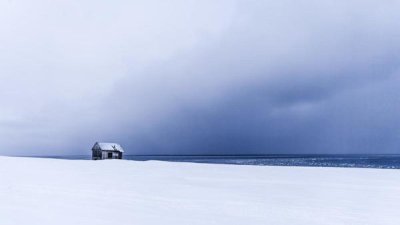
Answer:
[108,152,112,158]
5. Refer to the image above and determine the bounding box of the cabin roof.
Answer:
[92,142,124,152]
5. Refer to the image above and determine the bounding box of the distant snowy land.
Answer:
[0,156,399,225]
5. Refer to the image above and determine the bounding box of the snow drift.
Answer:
[0,156,399,225]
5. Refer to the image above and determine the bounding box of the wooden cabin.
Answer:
[92,142,124,160]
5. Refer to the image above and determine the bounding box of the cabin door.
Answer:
[107,152,112,159]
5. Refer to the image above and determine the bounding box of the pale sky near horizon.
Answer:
[1,0,400,155]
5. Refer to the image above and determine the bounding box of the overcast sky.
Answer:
[1,0,400,155]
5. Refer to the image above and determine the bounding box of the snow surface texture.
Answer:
[0,156,399,225]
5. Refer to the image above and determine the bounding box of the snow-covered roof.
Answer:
[92,142,124,152]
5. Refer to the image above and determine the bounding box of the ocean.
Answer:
[36,154,400,169]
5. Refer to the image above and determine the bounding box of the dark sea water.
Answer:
[38,154,400,169]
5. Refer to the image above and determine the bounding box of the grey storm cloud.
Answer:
[0,0,400,155]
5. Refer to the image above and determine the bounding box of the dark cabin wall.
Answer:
[92,150,102,160]
[92,150,122,160]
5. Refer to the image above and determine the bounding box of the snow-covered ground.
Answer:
[0,156,399,225]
